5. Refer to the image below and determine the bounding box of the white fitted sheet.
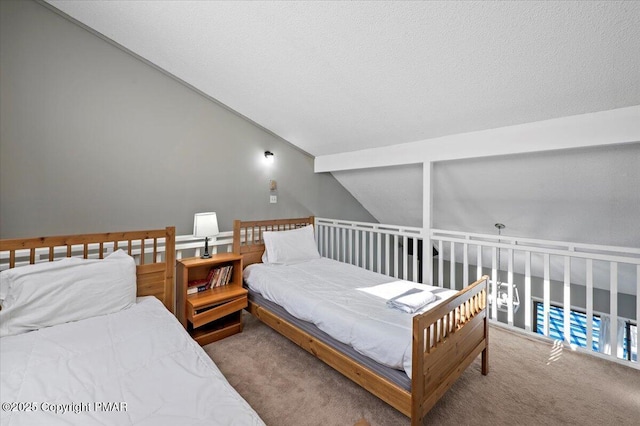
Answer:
[243,257,457,378]
[0,296,264,426]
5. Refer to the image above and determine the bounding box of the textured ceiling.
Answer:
[46,0,640,157]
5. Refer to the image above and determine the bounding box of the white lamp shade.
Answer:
[193,212,219,238]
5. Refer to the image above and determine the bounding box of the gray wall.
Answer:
[433,143,640,248]
[334,142,640,248]
[0,0,375,238]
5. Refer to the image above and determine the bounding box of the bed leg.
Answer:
[481,347,489,375]
[411,414,423,426]
[482,317,489,375]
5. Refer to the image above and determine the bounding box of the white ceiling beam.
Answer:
[314,106,640,172]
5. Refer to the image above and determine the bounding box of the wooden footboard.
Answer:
[234,218,489,425]
[411,275,489,425]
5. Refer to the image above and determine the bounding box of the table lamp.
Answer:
[193,212,219,259]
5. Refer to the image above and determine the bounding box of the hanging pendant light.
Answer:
[491,223,520,313]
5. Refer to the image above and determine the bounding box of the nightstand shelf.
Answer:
[176,254,247,345]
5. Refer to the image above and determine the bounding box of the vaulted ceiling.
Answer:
[44,1,640,250]
[46,1,640,157]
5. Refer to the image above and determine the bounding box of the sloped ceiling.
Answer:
[46,1,640,157]
[43,1,640,250]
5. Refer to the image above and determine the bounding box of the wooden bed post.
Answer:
[482,278,490,375]
[164,226,176,313]
[233,220,241,254]
[411,315,426,426]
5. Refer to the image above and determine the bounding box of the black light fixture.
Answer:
[264,151,274,164]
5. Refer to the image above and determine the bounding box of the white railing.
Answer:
[315,218,639,368]
[314,217,424,282]
[0,231,235,269]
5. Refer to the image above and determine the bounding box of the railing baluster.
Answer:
[377,232,382,274]
[355,230,360,267]
[210,236,218,255]
[586,259,594,351]
[564,256,571,345]
[450,242,456,290]
[543,254,551,338]
[403,235,409,280]
[348,228,353,265]
[525,251,531,332]
[438,240,444,287]
[360,231,367,269]
[491,247,498,320]
[463,241,469,288]
[324,225,329,258]
[610,262,618,358]
[476,245,482,281]
[329,226,334,260]
[369,231,374,271]
[412,237,418,282]
[636,265,640,360]
[507,248,514,326]
[384,234,390,275]
[393,234,399,278]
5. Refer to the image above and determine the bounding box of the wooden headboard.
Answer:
[233,217,314,267]
[0,227,176,313]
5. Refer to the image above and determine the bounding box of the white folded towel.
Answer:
[386,288,436,314]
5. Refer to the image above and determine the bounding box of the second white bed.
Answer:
[243,257,457,378]
[1,296,264,426]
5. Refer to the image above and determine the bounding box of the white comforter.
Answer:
[0,297,264,426]
[243,258,457,378]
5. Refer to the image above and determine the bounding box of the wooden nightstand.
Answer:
[176,254,247,346]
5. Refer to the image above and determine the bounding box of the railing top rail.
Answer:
[315,217,423,236]
[431,234,640,265]
[431,228,640,257]
[0,233,235,261]
[175,231,233,242]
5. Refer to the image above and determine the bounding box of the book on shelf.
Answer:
[208,265,233,288]
[186,264,234,296]
[187,284,209,295]
[187,268,216,295]
[216,265,234,287]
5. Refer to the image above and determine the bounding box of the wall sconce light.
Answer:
[193,212,219,259]
[264,151,275,164]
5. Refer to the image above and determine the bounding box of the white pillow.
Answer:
[262,224,321,265]
[0,250,136,337]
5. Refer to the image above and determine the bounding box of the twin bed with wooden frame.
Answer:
[234,216,489,426]
[0,227,264,426]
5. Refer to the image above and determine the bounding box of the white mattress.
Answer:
[243,258,457,378]
[0,296,264,426]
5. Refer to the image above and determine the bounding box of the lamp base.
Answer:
[201,237,211,259]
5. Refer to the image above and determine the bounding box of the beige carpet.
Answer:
[204,313,640,426]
